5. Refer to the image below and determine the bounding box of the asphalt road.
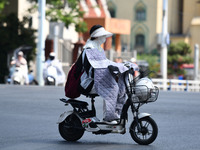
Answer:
[0,84,200,150]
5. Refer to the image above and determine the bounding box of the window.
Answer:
[135,1,146,21]
[136,7,146,21]
[135,34,145,46]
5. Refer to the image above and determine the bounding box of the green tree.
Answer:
[0,0,8,15]
[28,0,87,33]
[0,13,36,83]
[167,42,193,77]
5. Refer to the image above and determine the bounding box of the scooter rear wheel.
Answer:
[130,116,158,145]
[59,114,84,141]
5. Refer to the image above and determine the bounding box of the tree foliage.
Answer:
[28,0,87,33]
[0,0,8,15]
[167,42,193,76]
[137,54,160,78]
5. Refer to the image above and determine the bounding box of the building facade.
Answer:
[106,0,200,57]
[107,0,162,53]
[3,0,200,58]
[80,0,131,53]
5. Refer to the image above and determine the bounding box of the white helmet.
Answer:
[134,77,155,101]
[18,51,24,56]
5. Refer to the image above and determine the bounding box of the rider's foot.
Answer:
[109,120,118,124]
[103,119,119,124]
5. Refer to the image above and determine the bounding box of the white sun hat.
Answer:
[90,26,113,38]
[49,52,56,57]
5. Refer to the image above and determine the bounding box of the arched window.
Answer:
[135,34,145,46]
[131,25,148,52]
[135,2,146,21]
[136,8,146,21]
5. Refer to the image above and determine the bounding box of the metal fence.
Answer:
[57,39,73,65]
[57,39,73,74]
[152,78,200,92]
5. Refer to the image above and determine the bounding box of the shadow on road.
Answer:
[55,140,157,150]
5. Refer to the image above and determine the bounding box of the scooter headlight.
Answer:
[47,76,54,82]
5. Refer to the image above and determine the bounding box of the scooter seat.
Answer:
[84,94,99,98]
[64,99,88,109]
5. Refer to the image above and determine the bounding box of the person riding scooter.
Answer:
[76,25,129,124]
[10,51,29,85]
[43,52,66,85]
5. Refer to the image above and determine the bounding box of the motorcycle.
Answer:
[44,62,66,86]
[44,65,57,86]
[7,46,36,85]
[57,64,159,145]
[7,67,38,85]
[11,66,26,85]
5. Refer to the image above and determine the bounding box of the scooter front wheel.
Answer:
[58,114,84,141]
[130,116,158,145]
[13,80,20,85]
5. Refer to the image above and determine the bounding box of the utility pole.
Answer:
[161,0,168,90]
[194,44,199,80]
[36,0,46,86]
[53,25,59,59]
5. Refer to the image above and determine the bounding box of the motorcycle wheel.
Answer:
[130,116,158,145]
[13,80,20,85]
[58,114,84,141]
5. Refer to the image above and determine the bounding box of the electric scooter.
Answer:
[57,67,159,145]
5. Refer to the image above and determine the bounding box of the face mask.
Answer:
[97,36,106,45]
